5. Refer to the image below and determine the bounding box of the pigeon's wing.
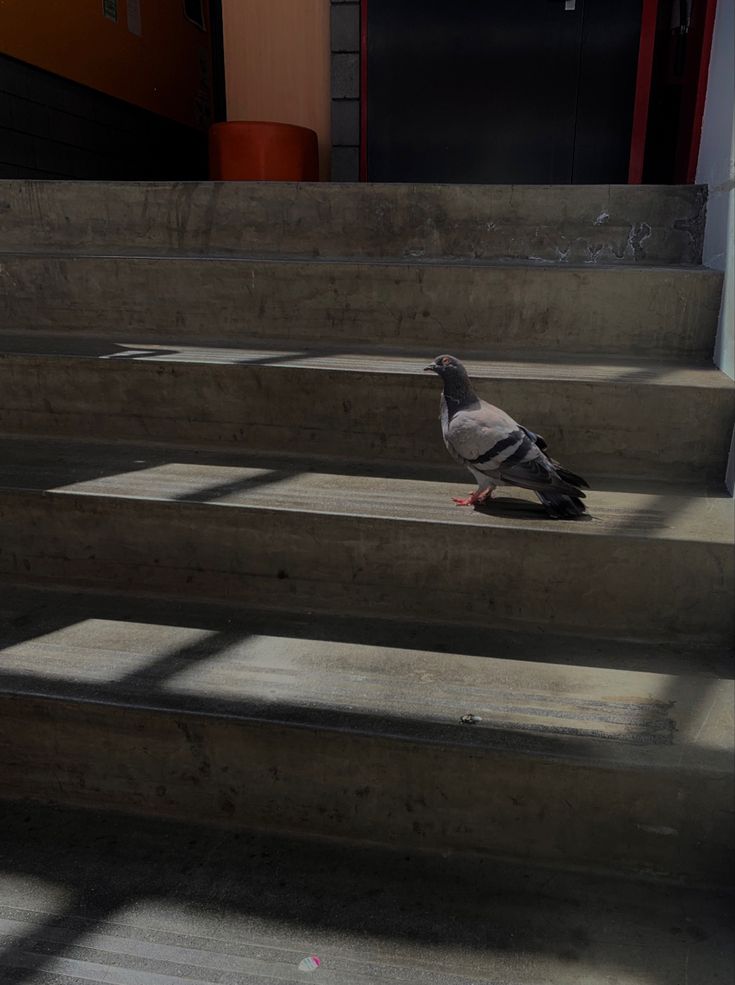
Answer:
[498,450,586,497]
[448,400,586,496]
[520,425,547,452]
[498,455,559,490]
[446,400,529,469]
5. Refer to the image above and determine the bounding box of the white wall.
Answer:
[696,0,735,382]
[696,0,735,492]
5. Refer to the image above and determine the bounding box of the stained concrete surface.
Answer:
[0,585,732,885]
[0,585,731,772]
[0,438,732,641]
[0,180,707,263]
[0,337,732,482]
[0,254,722,359]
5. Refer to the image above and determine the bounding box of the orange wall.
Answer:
[0,0,213,130]
[222,0,331,177]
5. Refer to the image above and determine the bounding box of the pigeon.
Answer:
[424,355,589,518]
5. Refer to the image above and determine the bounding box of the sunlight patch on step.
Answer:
[93,341,717,386]
[0,875,73,916]
[0,619,227,683]
[64,899,329,984]
[48,463,302,505]
[93,897,667,985]
[157,637,687,748]
[42,463,731,543]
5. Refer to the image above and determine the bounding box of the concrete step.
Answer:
[0,337,732,483]
[0,253,722,360]
[0,179,707,265]
[0,440,732,642]
[1,803,732,985]
[0,586,732,888]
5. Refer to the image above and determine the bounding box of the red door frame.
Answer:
[683,0,718,182]
[629,0,719,184]
[627,0,659,183]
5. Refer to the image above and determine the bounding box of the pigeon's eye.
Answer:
[442,357,451,366]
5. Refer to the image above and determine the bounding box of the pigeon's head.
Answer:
[424,355,476,403]
[424,354,469,382]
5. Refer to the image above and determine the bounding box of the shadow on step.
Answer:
[0,801,732,985]
[0,434,464,488]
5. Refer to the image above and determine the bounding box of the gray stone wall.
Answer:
[330,0,361,181]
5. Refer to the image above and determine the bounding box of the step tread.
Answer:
[0,586,732,777]
[0,333,732,388]
[1,802,731,985]
[0,438,732,544]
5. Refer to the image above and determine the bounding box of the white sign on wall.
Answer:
[127,0,142,36]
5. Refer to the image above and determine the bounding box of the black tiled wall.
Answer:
[0,53,208,180]
[330,0,360,181]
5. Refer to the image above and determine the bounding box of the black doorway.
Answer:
[366,0,643,183]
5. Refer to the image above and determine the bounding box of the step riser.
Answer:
[0,256,722,359]
[0,694,730,886]
[0,181,706,264]
[1,492,732,642]
[0,357,731,483]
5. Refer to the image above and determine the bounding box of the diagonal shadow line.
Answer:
[169,468,299,503]
[101,347,181,360]
[115,628,253,688]
[105,344,351,369]
[0,895,127,985]
[106,346,344,368]
[230,347,346,367]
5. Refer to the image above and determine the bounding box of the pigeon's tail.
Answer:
[536,491,588,519]
[554,465,590,489]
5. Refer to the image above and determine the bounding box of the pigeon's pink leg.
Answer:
[452,487,495,507]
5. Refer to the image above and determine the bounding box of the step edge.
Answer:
[1,483,732,547]
[2,684,731,779]
[0,249,720,274]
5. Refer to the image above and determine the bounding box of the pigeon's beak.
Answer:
[424,364,438,373]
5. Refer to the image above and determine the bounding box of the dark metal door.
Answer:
[366,0,642,183]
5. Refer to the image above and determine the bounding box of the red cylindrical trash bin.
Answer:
[209,121,319,181]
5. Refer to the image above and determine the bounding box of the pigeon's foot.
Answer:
[452,488,494,507]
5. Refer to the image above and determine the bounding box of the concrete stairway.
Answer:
[0,181,733,961]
